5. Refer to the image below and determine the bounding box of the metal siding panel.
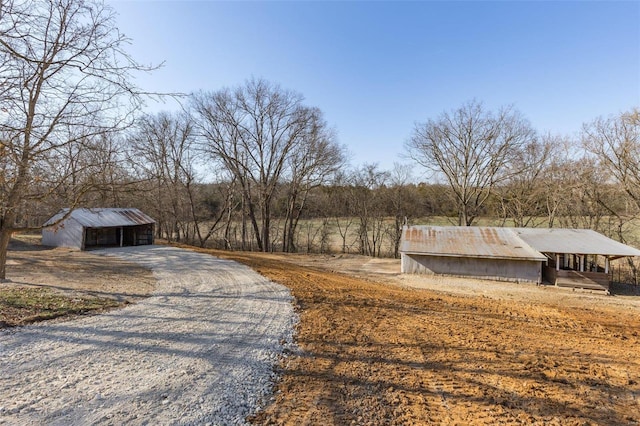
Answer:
[403,254,540,283]
[42,217,84,249]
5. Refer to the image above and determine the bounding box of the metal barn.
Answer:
[400,226,546,283]
[400,225,640,290]
[42,208,155,250]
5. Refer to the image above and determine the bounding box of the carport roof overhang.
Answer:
[514,228,640,260]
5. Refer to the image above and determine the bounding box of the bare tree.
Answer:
[406,100,536,226]
[324,172,358,254]
[351,164,390,257]
[0,0,154,279]
[384,163,418,258]
[532,136,578,228]
[497,136,554,227]
[26,132,132,226]
[192,79,341,252]
[282,109,345,252]
[82,134,137,207]
[201,177,241,249]
[129,111,199,242]
[583,109,640,209]
[583,109,640,281]
[556,157,610,230]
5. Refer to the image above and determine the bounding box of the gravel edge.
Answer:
[0,245,298,425]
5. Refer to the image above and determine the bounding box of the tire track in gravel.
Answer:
[0,245,297,426]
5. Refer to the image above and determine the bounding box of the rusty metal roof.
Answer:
[400,226,546,261]
[44,208,155,228]
[514,228,640,258]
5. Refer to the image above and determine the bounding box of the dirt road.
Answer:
[0,246,296,425]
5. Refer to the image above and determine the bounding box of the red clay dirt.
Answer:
[201,249,640,426]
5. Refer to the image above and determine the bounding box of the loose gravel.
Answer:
[0,245,297,425]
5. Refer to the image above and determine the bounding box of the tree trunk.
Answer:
[0,227,12,281]
[245,193,262,251]
[262,201,271,252]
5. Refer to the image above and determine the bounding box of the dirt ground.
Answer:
[202,250,640,426]
[3,235,156,302]
[4,240,640,425]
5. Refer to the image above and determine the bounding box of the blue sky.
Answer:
[110,0,640,172]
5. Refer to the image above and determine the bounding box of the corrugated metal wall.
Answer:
[401,253,541,283]
[42,217,84,250]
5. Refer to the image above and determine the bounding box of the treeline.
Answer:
[16,99,640,260]
[7,82,640,261]
[16,142,640,259]
[1,0,639,282]
[131,174,637,259]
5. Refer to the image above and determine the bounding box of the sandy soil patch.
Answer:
[284,252,640,313]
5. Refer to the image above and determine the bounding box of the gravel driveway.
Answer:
[0,245,297,425]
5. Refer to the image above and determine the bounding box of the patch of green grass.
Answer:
[0,287,123,327]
